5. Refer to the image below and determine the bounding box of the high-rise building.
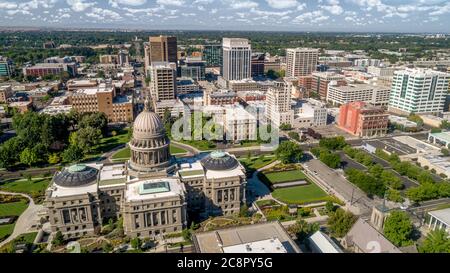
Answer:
[202,44,222,67]
[180,57,206,81]
[0,56,13,78]
[388,68,450,115]
[265,81,294,127]
[251,52,265,77]
[149,62,177,102]
[286,48,319,78]
[338,101,388,137]
[222,38,252,81]
[145,36,178,76]
[118,50,130,66]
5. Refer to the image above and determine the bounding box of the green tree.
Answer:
[239,204,250,217]
[288,131,300,141]
[52,231,64,246]
[386,189,404,203]
[76,126,103,153]
[62,144,84,163]
[441,148,450,156]
[48,153,61,164]
[419,229,450,253]
[288,219,319,242]
[130,237,141,250]
[275,141,303,164]
[102,242,113,253]
[279,123,292,131]
[325,200,335,213]
[79,112,108,136]
[319,152,341,169]
[383,211,414,247]
[327,208,356,238]
[20,147,38,167]
[319,136,347,150]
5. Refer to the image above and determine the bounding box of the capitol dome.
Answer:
[129,101,172,173]
[132,107,165,139]
[201,151,239,171]
[53,164,98,188]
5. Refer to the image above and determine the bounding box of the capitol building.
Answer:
[44,104,247,239]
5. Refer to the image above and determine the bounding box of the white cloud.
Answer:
[66,0,95,12]
[266,0,298,9]
[225,0,258,9]
[0,1,17,9]
[109,0,147,8]
[156,0,185,6]
[86,7,122,21]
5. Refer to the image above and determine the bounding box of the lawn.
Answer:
[178,139,216,151]
[272,184,329,205]
[112,147,131,160]
[0,200,29,217]
[262,170,307,184]
[170,145,188,154]
[84,129,130,161]
[0,178,51,203]
[240,156,276,171]
[0,224,15,242]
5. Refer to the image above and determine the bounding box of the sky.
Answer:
[0,0,449,33]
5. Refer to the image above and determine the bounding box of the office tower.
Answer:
[118,50,130,66]
[180,57,206,81]
[150,62,177,102]
[388,68,450,115]
[145,36,178,76]
[0,56,13,77]
[265,81,294,127]
[202,44,222,67]
[286,48,319,78]
[251,52,265,77]
[222,38,252,81]
[338,101,388,137]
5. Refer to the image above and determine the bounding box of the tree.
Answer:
[288,131,300,141]
[327,208,356,238]
[386,189,404,203]
[62,144,84,163]
[288,219,319,242]
[20,147,38,167]
[325,200,335,213]
[130,237,141,250]
[76,126,103,153]
[102,242,113,253]
[319,152,341,169]
[275,141,303,164]
[319,136,347,150]
[279,123,292,131]
[383,211,414,247]
[419,229,450,253]
[48,153,61,164]
[79,112,108,136]
[52,231,64,246]
[441,148,450,156]
[239,204,250,217]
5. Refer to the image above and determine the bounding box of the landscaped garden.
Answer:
[257,164,308,187]
[239,155,277,176]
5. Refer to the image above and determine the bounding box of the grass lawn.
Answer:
[0,224,15,242]
[170,145,187,154]
[112,147,131,160]
[240,156,276,172]
[84,129,130,161]
[0,200,29,217]
[262,170,307,184]
[178,140,216,151]
[272,184,329,205]
[0,178,51,203]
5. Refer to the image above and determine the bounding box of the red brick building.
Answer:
[338,101,388,137]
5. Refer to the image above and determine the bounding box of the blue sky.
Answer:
[0,0,449,32]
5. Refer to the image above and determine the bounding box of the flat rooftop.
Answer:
[429,131,450,144]
[99,163,127,188]
[193,221,301,253]
[124,178,184,202]
[428,208,450,225]
[222,238,287,253]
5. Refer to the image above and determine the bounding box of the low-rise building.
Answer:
[427,208,450,234]
[70,83,133,123]
[204,89,237,106]
[9,101,32,113]
[311,72,346,99]
[192,221,301,253]
[308,231,343,253]
[417,154,450,178]
[338,101,388,137]
[0,85,13,103]
[23,63,77,77]
[342,218,401,253]
[176,78,200,95]
[292,99,327,128]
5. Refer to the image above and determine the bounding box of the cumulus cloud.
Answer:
[266,0,298,9]
[66,0,95,12]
